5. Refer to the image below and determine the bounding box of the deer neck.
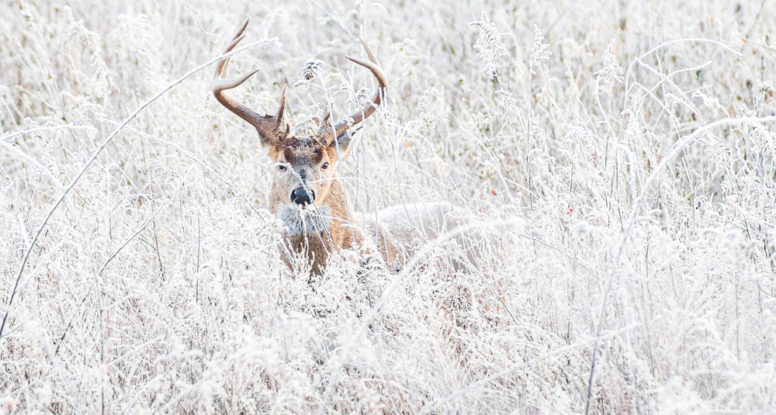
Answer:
[270,177,359,273]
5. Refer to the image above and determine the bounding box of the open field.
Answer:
[1,0,775,413]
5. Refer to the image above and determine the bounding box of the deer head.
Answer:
[213,20,386,210]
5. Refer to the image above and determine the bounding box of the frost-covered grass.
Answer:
[2,0,776,413]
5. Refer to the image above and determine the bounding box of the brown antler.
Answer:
[213,19,287,146]
[321,40,387,144]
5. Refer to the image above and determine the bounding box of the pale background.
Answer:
[1,0,775,413]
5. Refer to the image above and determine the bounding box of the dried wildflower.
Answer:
[529,25,551,73]
[302,60,323,81]
[470,12,508,82]
[595,40,623,88]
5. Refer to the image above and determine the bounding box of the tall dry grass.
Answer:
[1,0,775,413]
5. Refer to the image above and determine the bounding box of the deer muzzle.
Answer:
[290,187,315,206]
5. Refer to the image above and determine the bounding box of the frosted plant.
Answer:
[294,59,324,89]
[595,40,623,90]
[1,1,775,414]
[469,12,507,81]
[529,25,551,74]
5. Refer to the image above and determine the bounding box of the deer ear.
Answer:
[329,127,360,160]
[256,124,285,155]
[265,143,283,161]
[256,126,275,149]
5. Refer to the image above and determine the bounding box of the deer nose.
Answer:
[290,187,315,206]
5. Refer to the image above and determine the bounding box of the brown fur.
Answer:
[213,21,396,275]
[269,172,400,275]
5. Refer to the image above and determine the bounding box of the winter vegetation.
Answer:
[1,0,775,413]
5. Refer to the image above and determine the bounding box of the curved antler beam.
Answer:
[320,40,388,145]
[212,19,287,146]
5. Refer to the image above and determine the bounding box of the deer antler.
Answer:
[321,40,387,145]
[213,19,288,146]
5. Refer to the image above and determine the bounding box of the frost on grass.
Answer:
[2,1,776,414]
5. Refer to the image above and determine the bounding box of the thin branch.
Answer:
[0,38,274,339]
[583,115,776,415]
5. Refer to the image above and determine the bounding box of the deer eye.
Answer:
[321,162,329,169]
[278,164,287,171]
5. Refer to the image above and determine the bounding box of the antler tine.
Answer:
[359,38,378,64]
[213,68,260,92]
[278,83,288,120]
[317,107,331,128]
[213,19,285,146]
[323,41,387,143]
[315,107,332,145]
[276,83,289,135]
[215,20,248,78]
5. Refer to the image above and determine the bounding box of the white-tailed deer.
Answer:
[214,20,463,275]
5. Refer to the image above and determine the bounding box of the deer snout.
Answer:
[290,187,315,206]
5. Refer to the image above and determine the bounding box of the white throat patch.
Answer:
[276,204,332,236]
